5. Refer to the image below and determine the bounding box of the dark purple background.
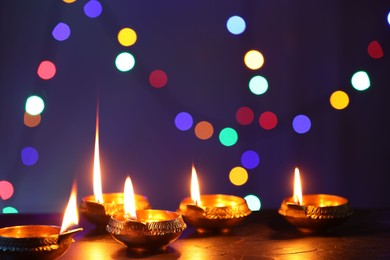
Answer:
[0,0,389,213]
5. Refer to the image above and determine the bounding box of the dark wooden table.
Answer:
[1,209,390,259]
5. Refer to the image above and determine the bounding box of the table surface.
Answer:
[1,209,390,259]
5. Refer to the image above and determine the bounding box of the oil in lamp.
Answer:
[178,165,252,233]
[278,167,353,232]
[0,182,83,259]
[80,111,150,227]
[106,176,187,251]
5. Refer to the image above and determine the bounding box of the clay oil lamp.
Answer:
[106,176,186,251]
[278,167,353,232]
[0,182,82,259]
[178,165,251,233]
[80,112,150,227]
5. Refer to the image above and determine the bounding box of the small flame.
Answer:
[293,167,303,205]
[124,176,137,220]
[191,165,201,206]
[93,111,103,203]
[60,182,79,234]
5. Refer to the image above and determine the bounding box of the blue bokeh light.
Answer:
[226,15,246,35]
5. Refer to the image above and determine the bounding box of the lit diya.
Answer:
[106,176,186,251]
[178,165,251,233]
[80,111,150,227]
[278,167,353,232]
[0,182,82,259]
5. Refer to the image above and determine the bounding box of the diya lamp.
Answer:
[278,167,353,232]
[178,165,252,233]
[106,176,187,251]
[80,112,151,227]
[0,182,83,259]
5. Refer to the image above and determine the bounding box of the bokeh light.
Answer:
[226,15,246,35]
[37,60,56,80]
[24,112,41,127]
[149,70,168,88]
[219,127,238,146]
[52,22,71,41]
[351,71,371,91]
[2,207,18,214]
[387,11,390,26]
[244,50,264,70]
[84,0,102,18]
[21,146,39,166]
[115,52,135,72]
[175,112,193,131]
[118,28,137,47]
[249,75,268,95]
[292,114,311,134]
[259,111,278,130]
[194,121,214,140]
[244,194,261,211]
[63,0,76,3]
[25,95,45,116]
[241,150,260,169]
[0,180,14,200]
[236,106,254,125]
[367,40,384,59]
[229,166,248,186]
[330,90,349,110]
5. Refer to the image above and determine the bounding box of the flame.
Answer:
[293,167,303,205]
[93,111,103,203]
[191,165,201,206]
[124,176,137,220]
[60,182,79,234]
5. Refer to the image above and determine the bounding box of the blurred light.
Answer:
[330,90,349,110]
[236,106,254,125]
[21,146,39,166]
[249,75,268,95]
[84,0,102,18]
[0,181,14,200]
[194,121,214,140]
[219,127,238,146]
[24,112,41,127]
[37,60,56,80]
[292,114,311,134]
[63,0,76,3]
[226,15,246,35]
[52,22,71,41]
[367,40,383,59]
[175,112,193,131]
[2,207,18,214]
[244,194,261,211]
[25,95,45,116]
[241,150,260,169]
[388,11,390,26]
[149,70,168,88]
[244,50,264,70]
[118,28,137,47]
[115,52,135,72]
[229,166,248,186]
[351,71,371,91]
[259,111,278,130]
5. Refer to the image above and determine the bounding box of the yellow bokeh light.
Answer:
[244,50,264,70]
[63,0,76,3]
[229,166,248,186]
[330,90,349,110]
[118,28,137,47]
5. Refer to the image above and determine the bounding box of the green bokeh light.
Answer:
[2,206,18,214]
[219,127,238,146]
